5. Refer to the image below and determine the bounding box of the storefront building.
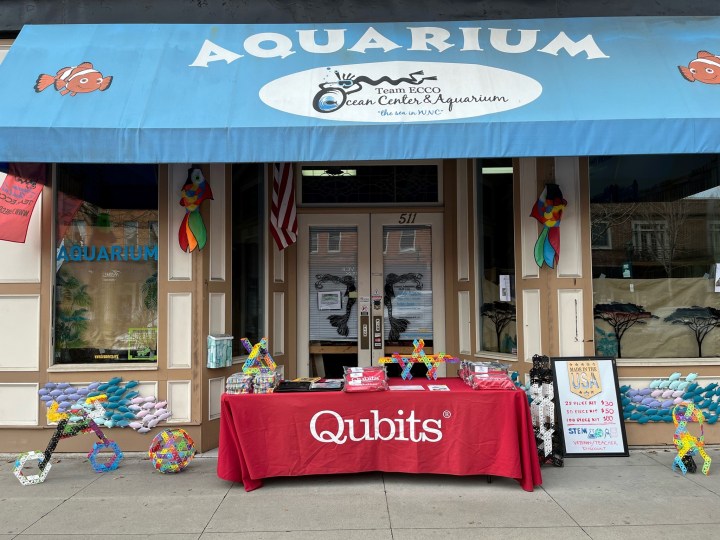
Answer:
[1,2,720,452]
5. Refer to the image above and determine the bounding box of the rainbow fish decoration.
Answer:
[530,183,566,269]
[178,167,213,252]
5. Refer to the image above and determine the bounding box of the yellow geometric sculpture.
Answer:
[240,337,277,374]
[672,402,711,475]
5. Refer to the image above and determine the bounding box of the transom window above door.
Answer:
[299,164,440,205]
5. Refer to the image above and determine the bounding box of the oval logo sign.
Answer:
[260,61,542,122]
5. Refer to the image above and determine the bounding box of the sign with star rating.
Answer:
[551,357,628,457]
[567,360,602,399]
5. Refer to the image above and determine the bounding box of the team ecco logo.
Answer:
[309,409,444,444]
[313,69,437,113]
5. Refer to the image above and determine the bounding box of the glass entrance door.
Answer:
[297,213,444,378]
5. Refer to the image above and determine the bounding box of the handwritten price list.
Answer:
[563,399,616,426]
[554,358,628,455]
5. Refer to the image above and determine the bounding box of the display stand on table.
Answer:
[378,339,459,380]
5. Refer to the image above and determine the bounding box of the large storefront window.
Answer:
[476,159,517,355]
[231,164,265,356]
[54,164,158,364]
[590,155,720,359]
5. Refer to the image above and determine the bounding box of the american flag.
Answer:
[270,163,297,250]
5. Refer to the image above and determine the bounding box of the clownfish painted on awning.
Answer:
[34,61,112,96]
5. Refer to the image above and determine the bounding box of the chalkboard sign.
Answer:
[551,357,629,457]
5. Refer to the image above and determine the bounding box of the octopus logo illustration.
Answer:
[313,69,437,113]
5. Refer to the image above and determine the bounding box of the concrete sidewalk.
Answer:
[1,447,719,539]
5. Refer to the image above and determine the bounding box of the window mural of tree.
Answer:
[54,268,92,350]
[594,326,618,357]
[480,301,516,352]
[129,271,159,358]
[142,271,158,313]
[594,302,655,358]
[664,306,720,357]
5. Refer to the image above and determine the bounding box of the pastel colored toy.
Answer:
[621,373,720,424]
[13,396,120,484]
[13,378,174,485]
[671,402,711,476]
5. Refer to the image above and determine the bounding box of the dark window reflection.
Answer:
[301,165,438,204]
[590,155,720,279]
[476,158,516,354]
[590,155,720,360]
[231,164,265,355]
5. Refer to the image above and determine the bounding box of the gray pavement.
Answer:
[2,447,720,539]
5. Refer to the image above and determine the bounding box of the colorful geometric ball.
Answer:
[148,428,196,473]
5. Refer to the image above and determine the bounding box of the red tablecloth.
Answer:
[217,378,542,491]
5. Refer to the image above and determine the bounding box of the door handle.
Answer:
[373,315,383,349]
[360,313,369,350]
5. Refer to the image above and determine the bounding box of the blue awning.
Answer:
[0,17,719,163]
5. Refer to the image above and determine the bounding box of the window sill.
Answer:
[473,351,518,363]
[616,357,720,367]
[48,363,159,373]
